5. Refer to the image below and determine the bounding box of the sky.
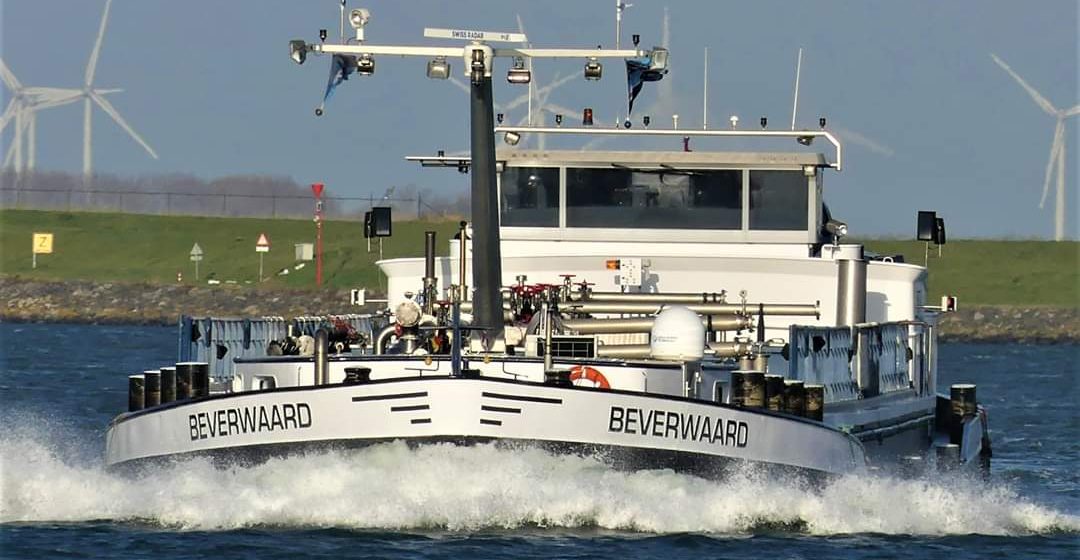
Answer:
[1,0,1078,239]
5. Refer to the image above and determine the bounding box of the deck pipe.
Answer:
[949,383,977,445]
[764,374,786,412]
[731,370,765,408]
[836,247,867,326]
[572,291,731,304]
[160,366,176,403]
[804,384,825,421]
[128,374,145,412]
[423,231,437,315]
[563,315,750,335]
[142,369,161,408]
[782,380,806,416]
[314,328,329,385]
[564,302,819,317]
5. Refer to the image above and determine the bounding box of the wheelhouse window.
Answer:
[748,170,808,230]
[566,167,741,229]
[499,167,559,227]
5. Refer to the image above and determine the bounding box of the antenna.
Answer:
[339,0,346,42]
[702,47,708,129]
[790,48,803,130]
[615,0,632,49]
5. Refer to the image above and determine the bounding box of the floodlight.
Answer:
[427,57,450,79]
[507,57,531,84]
[357,53,375,75]
[584,58,602,80]
[825,219,847,240]
[648,47,669,72]
[797,136,814,146]
[349,8,371,29]
[503,131,521,146]
[289,40,307,65]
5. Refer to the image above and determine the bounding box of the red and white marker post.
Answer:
[311,182,325,287]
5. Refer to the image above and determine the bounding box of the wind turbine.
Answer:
[79,0,158,182]
[0,59,89,173]
[991,53,1080,241]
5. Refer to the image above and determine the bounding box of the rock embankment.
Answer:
[1,277,1076,343]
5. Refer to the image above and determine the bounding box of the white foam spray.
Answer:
[1,429,1077,535]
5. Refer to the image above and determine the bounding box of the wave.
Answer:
[1,428,1077,535]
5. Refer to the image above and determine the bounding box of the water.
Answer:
[1,323,1077,558]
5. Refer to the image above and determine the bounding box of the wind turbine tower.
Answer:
[80,0,158,182]
[991,54,1079,241]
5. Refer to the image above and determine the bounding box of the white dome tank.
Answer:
[650,305,705,361]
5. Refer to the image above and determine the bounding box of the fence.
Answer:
[0,186,446,220]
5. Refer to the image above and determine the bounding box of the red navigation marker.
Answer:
[311,182,325,198]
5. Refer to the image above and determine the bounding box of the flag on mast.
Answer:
[317,54,357,115]
[626,55,667,115]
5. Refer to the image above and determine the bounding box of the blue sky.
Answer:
[2,0,1077,239]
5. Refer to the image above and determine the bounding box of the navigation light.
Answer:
[760,116,768,129]
[584,58,603,80]
[426,57,450,80]
[583,108,594,126]
[357,54,375,75]
[503,131,521,146]
[507,57,531,84]
[289,40,307,65]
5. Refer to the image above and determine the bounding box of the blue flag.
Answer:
[318,54,356,115]
[626,56,667,115]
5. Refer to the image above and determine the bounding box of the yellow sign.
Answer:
[33,233,54,254]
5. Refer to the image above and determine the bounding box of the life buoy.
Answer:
[569,365,611,389]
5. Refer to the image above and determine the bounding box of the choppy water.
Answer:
[1,323,1077,558]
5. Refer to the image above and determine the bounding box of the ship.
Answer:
[105,4,991,479]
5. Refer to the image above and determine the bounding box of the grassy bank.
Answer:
[1,209,460,291]
[1,209,1076,306]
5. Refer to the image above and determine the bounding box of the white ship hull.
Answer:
[106,376,867,478]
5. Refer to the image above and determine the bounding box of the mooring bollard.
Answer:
[936,443,961,471]
[949,383,977,445]
[804,384,825,421]
[128,374,145,412]
[160,366,176,403]
[731,370,765,408]
[143,369,161,408]
[175,362,195,399]
[192,362,210,398]
[764,374,785,412]
[783,380,806,417]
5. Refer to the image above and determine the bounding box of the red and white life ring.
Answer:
[569,365,611,389]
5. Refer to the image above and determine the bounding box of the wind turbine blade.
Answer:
[0,99,17,132]
[990,53,1057,116]
[90,90,158,159]
[0,58,22,91]
[1039,120,1065,208]
[662,6,670,50]
[85,0,113,87]
[1065,105,1080,118]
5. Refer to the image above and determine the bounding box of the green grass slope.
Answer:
[1,210,1076,306]
[861,239,1078,307]
[1,209,461,291]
